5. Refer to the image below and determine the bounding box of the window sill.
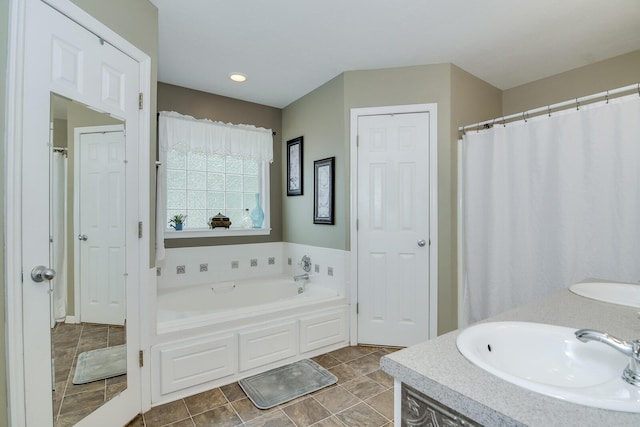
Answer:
[164,228,271,239]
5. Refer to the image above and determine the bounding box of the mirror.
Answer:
[49,93,128,425]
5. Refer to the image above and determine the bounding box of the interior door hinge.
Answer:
[139,350,144,368]
[356,135,359,147]
[138,93,143,110]
[356,219,359,230]
[356,302,359,314]
[138,221,143,239]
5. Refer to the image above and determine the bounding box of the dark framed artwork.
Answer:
[313,157,335,224]
[286,136,303,196]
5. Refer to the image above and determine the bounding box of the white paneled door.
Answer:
[356,112,432,347]
[78,127,126,326]
[20,0,143,425]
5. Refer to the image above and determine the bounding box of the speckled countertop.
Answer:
[381,290,640,426]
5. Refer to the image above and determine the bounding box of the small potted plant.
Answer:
[169,214,187,231]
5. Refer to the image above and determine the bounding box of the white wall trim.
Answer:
[349,103,439,345]
[5,0,153,423]
[5,1,28,425]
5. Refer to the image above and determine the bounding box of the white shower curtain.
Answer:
[460,95,640,326]
[51,152,68,324]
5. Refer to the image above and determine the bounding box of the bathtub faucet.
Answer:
[575,329,640,387]
[294,273,310,282]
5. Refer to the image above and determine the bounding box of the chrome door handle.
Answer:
[417,239,427,247]
[78,234,88,241]
[31,266,56,282]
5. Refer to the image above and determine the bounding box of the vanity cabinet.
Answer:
[401,384,480,427]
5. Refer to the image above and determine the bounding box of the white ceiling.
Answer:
[150,0,640,108]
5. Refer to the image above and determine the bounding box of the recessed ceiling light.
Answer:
[229,73,247,82]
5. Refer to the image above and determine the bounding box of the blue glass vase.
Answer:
[250,193,264,228]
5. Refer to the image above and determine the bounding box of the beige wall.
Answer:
[503,50,640,115]
[281,74,346,249]
[158,82,284,247]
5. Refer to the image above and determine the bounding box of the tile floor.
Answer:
[129,345,400,427]
[52,322,128,426]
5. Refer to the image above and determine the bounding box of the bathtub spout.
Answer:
[294,273,310,282]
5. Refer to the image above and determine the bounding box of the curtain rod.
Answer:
[459,82,640,135]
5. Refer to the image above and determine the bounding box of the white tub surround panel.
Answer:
[158,333,237,395]
[239,322,298,371]
[156,242,284,290]
[151,304,348,405]
[284,243,350,298]
[151,242,350,405]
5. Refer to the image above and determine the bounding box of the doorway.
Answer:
[5,0,151,425]
[75,125,127,326]
[350,104,438,347]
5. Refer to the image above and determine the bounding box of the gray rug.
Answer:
[239,359,338,409]
[73,345,126,384]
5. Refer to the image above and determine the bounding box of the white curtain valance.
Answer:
[158,111,273,163]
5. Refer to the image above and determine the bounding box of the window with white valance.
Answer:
[156,111,274,261]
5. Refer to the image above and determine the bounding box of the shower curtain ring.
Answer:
[605,90,609,104]
[576,98,580,110]
[522,112,528,123]
[548,106,551,117]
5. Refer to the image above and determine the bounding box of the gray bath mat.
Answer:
[239,359,337,409]
[73,345,126,384]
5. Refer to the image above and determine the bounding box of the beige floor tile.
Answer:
[192,403,243,427]
[281,396,332,427]
[221,382,247,402]
[184,388,228,416]
[143,400,190,427]
[312,386,361,414]
[366,389,394,420]
[342,376,387,400]
[335,402,388,427]
[244,409,296,427]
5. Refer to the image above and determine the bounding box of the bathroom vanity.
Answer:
[381,290,640,426]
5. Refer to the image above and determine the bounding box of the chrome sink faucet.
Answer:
[575,329,640,387]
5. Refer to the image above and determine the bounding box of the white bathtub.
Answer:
[157,274,341,333]
[152,274,349,404]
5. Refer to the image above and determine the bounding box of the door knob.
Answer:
[417,239,427,247]
[78,234,88,241]
[31,266,56,282]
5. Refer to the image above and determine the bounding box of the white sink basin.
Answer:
[570,281,640,308]
[456,321,640,412]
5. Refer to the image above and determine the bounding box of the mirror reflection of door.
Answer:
[50,94,128,426]
[19,1,146,425]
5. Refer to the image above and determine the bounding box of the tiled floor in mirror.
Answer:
[52,322,127,427]
[130,345,399,427]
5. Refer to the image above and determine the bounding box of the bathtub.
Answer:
[157,274,342,333]
[152,274,349,403]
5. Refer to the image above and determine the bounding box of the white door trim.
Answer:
[349,104,438,345]
[5,0,152,424]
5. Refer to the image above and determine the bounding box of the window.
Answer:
[157,111,273,243]
[166,150,268,231]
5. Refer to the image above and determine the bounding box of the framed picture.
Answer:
[286,136,303,196]
[313,157,335,224]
